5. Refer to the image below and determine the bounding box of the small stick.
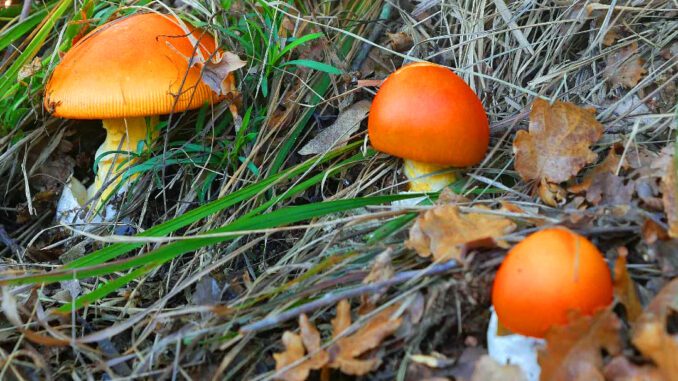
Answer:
[239,259,458,333]
[350,3,393,72]
[0,225,22,258]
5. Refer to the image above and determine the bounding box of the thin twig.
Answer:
[0,226,22,259]
[350,2,392,72]
[239,259,458,333]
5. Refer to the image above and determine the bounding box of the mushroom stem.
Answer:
[88,116,159,202]
[402,159,457,192]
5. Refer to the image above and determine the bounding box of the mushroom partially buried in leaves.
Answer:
[368,62,489,192]
[488,228,614,380]
[44,13,244,218]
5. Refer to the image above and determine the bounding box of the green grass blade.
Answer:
[0,8,48,52]
[3,193,420,289]
[282,59,342,75]
[64,142,361,269]
[48,194,420,312]
[56,265,153,314]
[269,74,331,175]
[0,0,70,99]
[272,32,323,64]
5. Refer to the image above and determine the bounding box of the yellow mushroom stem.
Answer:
[403,159,457,192]
[88,116,159,202]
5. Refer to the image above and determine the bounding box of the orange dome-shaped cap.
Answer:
[367,62,489,166]
[44,13,224,119]
[492,228,613,338]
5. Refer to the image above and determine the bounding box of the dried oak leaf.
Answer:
[632,278,678,381]
[406,205,516,262]
[273,314,329,381]
[660,150,678,238]
[569,149,625,194]
[538,307,623,381]
[605,42,646,88]
[470,355,527,381]
[328,300,402,375]
[513,99,603,184]
[586,172,635,208]
[200,51,246,96]
[613,248,643,323]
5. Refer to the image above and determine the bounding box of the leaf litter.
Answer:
[0,1,676,380]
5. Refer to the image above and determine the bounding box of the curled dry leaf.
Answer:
[632,278,678,381]
[200,51,246,96]
[272,300,402,380]
[613,248,643,323]
[538,307,622,381]
[569,149,625,194]
[470,355,527,381]
[387,31,414,52]
[538,179,567,207]
[18,56,42,80]
[513,99,603,184]
[360,249,394,312]
[406,205,516,262]
[328,300,403,375]
[298,100,371,155]
[605,42,646,88]
[273,314,330,381]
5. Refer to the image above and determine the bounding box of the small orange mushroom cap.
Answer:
[492,228,613,338]
[367,62,489,166]
[44,13,223,119]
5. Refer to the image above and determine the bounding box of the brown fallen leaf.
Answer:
[632,278,678,381]
[605,42,646,88]
[538,307,623,381]
[603,27,621,47]
[387,31,414,52]
[273,300,403,380]
[328,300,402,375]
[406,205,516,262]
[538,179,567,207]
[513,99,603,184]
[586,172,634,208]
[470,355,527,381]
[273,314,330,381]
[642,219,670,244]
[360,249,394,313]
[569,149,625,194]
[199,51,246,96]
[613,247,643,323]
[298,100,371,155]
[660,149,678,238]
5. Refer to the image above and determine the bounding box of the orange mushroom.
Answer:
[368,62,489,192]
[492,228,614,338]
[44,13,240,206]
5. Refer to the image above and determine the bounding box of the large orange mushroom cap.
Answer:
[44,13,223,119]
[367,62,490,166]
[492,228,614,338]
